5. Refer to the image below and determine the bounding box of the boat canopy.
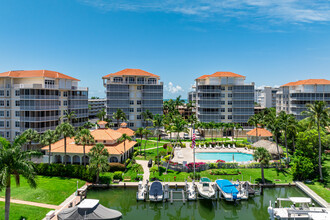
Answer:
[200,177,211,182]
[149,181,163,196]
[216,179,239,194]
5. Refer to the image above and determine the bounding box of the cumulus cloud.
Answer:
[80,0,330,23]
[165,82,184,94]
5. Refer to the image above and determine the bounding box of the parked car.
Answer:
[184,133,190,140]
[148,159,153,168]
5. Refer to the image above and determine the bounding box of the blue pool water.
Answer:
[195,152,253,162]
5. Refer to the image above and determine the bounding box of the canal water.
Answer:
[87,187,312,220]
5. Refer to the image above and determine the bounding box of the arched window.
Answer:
[109,157,118,163]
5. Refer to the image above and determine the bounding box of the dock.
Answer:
[295,181,330,208]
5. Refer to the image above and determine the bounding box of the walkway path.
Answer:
[136,160,150,183]
[0,198,59,209]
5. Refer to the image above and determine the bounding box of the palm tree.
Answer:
[234,123,244,143]
[134,127,144,154]
[113,109,127,128]
[208,121,216,142]
[143,129,152,159]
[174,95,185,111]
[153,114,164,171]
[187,114,198,140]
[21,128,39,151]
[302,101,330,181]
[40,130,59,164]
[248,114,261,141]
[172,116,189,145]
[88,143,109,183]
[118,134,132,169]
[265,111,282,166]
[141,110,153,128]
[253,147,271,184]
[0,136,41,220]
[83,121,95,129]
[186,100,195,118]
[96,108,106,121]
[56,122,75,165]
[278,111,296,166]
[217,122,224,143]
[75,129,95,167]
[61,110,77,124]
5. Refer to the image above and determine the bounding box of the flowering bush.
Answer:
[185,162,206,169]
[216,160,225,163]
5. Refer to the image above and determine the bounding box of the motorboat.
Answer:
[136,181,147,201]
[149,181,164,202]
[216,179,248,202]
[186,180,197,200]
[196,177,215,199]
[268,197,330,220]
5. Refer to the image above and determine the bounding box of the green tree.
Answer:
[265,110,282,166]
[253,147,271,184]
[96,108,106,121]
[113,109,127,128]
[40,130,59,164]
[61,110,77,124]
[56,122,75,165]
[141,110,153,128]
[174,95,185,111]
[248,114,261,141]
[143,129,152,159]
[135,127,144,154]
[88,143,109,183]
[234,123,244,143]
[302,101,330,181]
[153,114,164,171]
[0,136,41,220]
[83,121,95,129]
[292,156,314,181]
[21,128,39,151]
[172,116,189,145]
[75,129,95,167]
[118,134,132,169]
[208,121,216,142]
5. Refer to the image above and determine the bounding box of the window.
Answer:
[0,111,4,117]
[6,132,9,138]
[0,90,4,96]
[137,100,141,105]
[137,115,142,119]
[6,121,9,128]
[6,111,9,117]
[15,101,20,106]
[63,92,68,97]
[15,111,20,117]
[15,121,20,128]
[0,131,3,137]
[6,100,10,107]
[221,94,225,98]
[137,86,142,90]
[137,108,142,112]
[0,121,4,127]
[228,108,232,112]
[15,132,20,137]
[129,100,134,105]
[228,87,232,90]
[228,94,233,98]
[15,90,20,96]
[221,115,225,119]
[221,87,225,90]
[64,101,68,106]
[129,123,134,127]
[220,108,225,112]
[220,101,225,105]
[228,115,232,119]
[228,101,232,105]
[6,90,10,96]
[129,108,134,112]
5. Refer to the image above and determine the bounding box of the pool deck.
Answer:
[172,147,254,163]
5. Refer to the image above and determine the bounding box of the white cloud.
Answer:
[165,82,184,94]
[80,0,330,23]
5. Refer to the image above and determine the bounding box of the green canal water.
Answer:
[87,187,311,220]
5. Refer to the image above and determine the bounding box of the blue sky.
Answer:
[1,0,330,98]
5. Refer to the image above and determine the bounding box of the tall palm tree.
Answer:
[21,128,39,151]
[208,121,216,142]
[88,143,109,183]
[153,114,164,171]
[188,114,198,140]
[253,147,271,184]
[143,129,152,159]
[113,109,127,128]
[0,136,41,220]
[96,108,107,121]
[302,101,330,181]
[248,114,261,141]
[174,95,185,111]
[234,123,244,143]
[118,134,132,169]
[56,122,75,165]
[141,110,153,128]
[83,121,96,129]
[61,110,77,124]
[265,111,282,166]
[186,100,195,118]
[40,130,59,164]
[278,111,296,166]
[75,129,95,167]
[172,116,189,145]
[134,127,144,154]
[217,122,224,143]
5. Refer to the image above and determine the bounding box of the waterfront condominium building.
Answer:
[195,71,254,128]
[0,70,88,142]
[88,98,106,118]
[102,68,163,129]
[276,79,330,120]
[257,86,279,108]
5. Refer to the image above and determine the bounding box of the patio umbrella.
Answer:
[232,154,234,162]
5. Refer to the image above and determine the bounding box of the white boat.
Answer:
[268,197,330,220]
[136,181,147,201]
[196,177,215,199]
[216,179,248,202]
[186,180,197,200]
[149,181,164,202]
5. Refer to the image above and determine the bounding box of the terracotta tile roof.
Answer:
[102,68,159,79]
[97,121,108,125]
[281,79,330,87]
[247,128,273,137]
[91,128,123,142]
[0,70,79,81]
[196,72,244,80]
[120,122,127,127]
[116,127,135,137]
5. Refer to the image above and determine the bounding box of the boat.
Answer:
[186,180,197,200]
[196,177,215,199]
[149,181,164,202]
[216,179,248,202]
[268,197,330,220]
[136,181,147,201]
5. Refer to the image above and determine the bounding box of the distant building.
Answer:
[276,79,330,120]
[194,71,254,128]
[88,98,106,118]
[0,70,88,142]
[188,91,196,103]
[102,69,163,129]
[257,86,279,108]
[254,89,262,105]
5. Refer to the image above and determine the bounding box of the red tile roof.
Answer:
[281,79,330,87]
[0,70,79,81]
[97,121,108,125]
[247,128,273,137]
[102,68,159,79]
[116,127,135,137]
[196,72,244,80]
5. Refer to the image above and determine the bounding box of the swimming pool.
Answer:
[195,152,253,162]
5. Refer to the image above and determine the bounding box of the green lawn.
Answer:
[100,163,144,183]
[0,201,52,220]
[306,182,330,203]
[151,167,293,184]
[0,176,85,205]
[135,147,170,161]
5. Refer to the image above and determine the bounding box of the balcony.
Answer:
[20,116,60,122]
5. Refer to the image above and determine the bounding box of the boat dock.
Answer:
[295,181,330,208]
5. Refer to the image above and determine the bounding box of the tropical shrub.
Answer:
[109,163,125,172]
[292,156,315,180]
[113,171,123,180]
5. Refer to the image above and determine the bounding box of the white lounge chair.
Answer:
[204,145,207,149]
[209,145,212,149]
[233,144,236,149]
[228,144,231,149]
[199,145,201,149]
[222,144,225,148]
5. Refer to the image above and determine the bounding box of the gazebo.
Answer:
[247,128,273,143]
[57,199,122,220]
[252,140,283,159]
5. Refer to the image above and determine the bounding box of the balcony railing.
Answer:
[20,116,60,122]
